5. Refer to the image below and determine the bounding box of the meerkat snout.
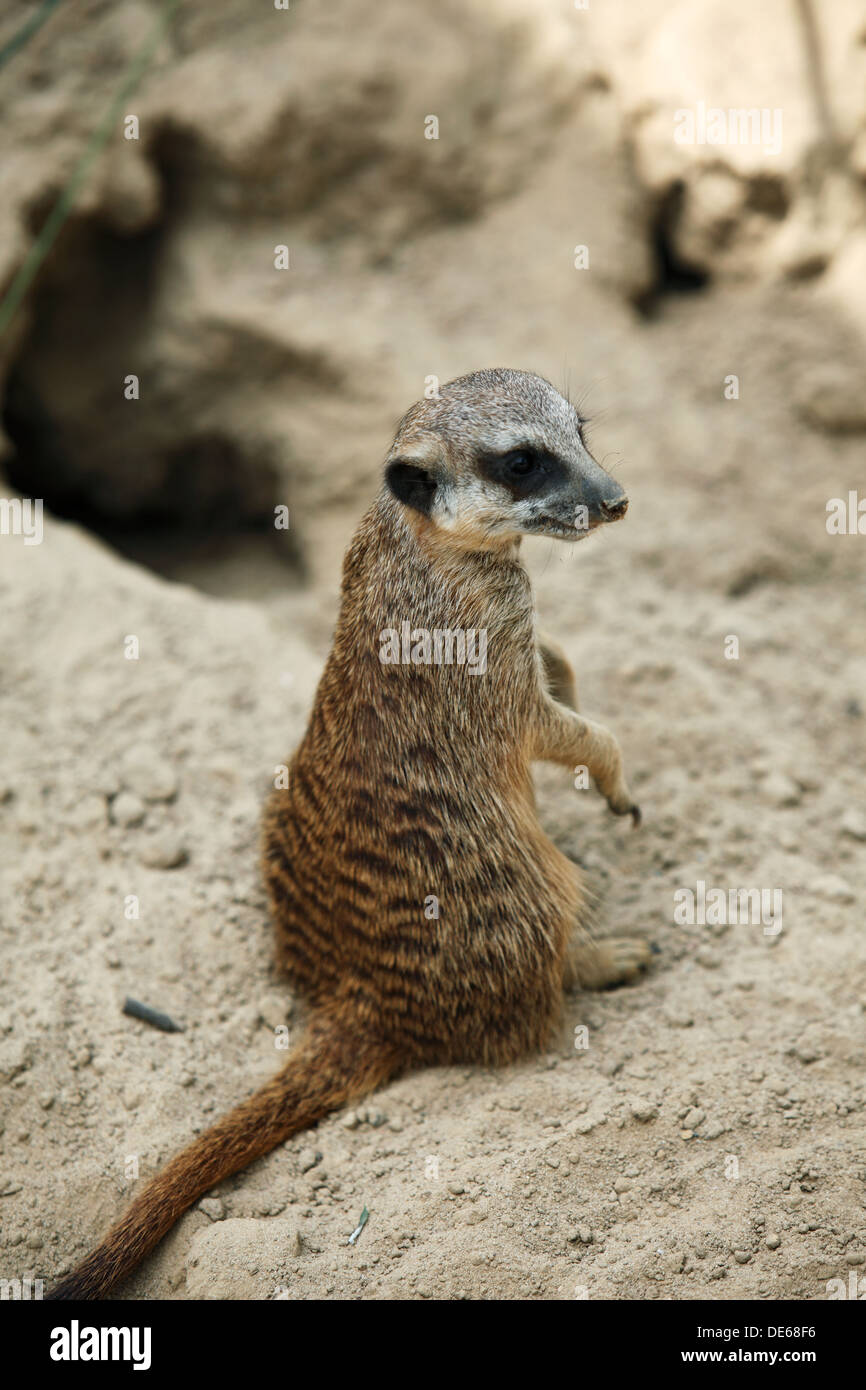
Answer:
[579,472,629,527]
[598,491,629,522]
[599,496,628,520]
[384,368,629,547]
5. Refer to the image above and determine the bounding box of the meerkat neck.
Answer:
[380,489,524,572]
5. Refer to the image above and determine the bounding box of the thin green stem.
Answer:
[0,0,63,75]
[0,0,180,341]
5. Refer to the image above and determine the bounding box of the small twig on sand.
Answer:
[123,996,185,1034]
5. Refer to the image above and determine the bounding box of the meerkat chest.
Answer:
[378,570,536,683]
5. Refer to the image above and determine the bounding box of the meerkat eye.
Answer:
[505,451,535,477]
[478,445,559,497]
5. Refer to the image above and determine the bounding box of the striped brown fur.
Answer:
[49,370,648,1300]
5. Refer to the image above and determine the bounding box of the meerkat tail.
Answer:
[47,1012,396,1300]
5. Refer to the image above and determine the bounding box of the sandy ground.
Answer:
[1,0,865,1301]
[2,304,865,1298]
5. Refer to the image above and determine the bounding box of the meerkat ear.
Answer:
[385,460,439,517]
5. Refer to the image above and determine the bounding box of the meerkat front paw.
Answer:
[586,738,641,827]
[605,787,642,828]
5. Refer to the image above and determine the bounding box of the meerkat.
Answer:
[49,368,649,1300]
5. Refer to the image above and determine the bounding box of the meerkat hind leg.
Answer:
[564,932,652,991]
[537,632,578,710]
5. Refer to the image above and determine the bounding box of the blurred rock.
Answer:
[122,747,178,802]
[796,363,866,433]
[4,0,865,569]
[111,792,146,828]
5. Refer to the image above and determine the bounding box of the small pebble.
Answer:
[111,792,146,828]
[122,746,178,802]
[810,874,854,903]
[702,1120,727,1139]
[663,1006,694,1029]
[840,809,866,842]
[759,773,801,808]
[70,794,107,830]
[138,833,188,870]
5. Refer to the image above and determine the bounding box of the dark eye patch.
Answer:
[477,445,568,500]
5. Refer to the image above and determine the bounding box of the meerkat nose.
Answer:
[599,495,629,521]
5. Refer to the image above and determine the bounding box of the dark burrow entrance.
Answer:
[632,180,711,318]
[1,204,303,600]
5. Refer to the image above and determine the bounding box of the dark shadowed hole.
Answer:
[633,180,711,319]
[1,207,304,599]
[745,175,790,220]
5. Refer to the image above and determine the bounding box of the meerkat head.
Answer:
[384,368,628,551]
